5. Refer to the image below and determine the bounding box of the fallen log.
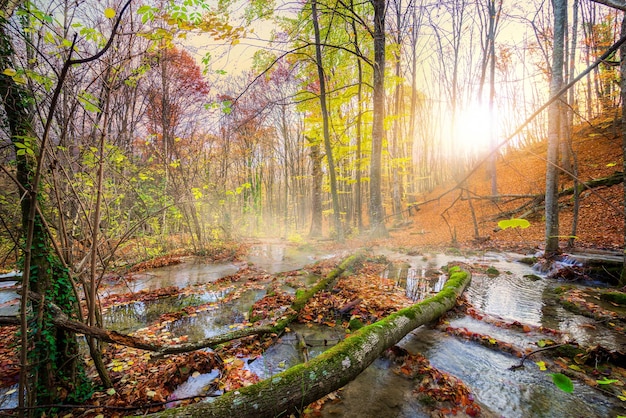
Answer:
[144,267,471,418]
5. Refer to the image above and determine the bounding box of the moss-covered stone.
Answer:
[486,266,500,277]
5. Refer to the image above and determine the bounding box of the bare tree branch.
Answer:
[591,0,626,12]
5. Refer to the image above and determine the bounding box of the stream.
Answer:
[1,245,625,416]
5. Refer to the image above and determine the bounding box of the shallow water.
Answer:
[317,249,626,417]
[103,260,240,295]
[2,246,624,415]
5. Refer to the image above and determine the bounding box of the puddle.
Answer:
[246,323,345,379]
[167,369,220,408]
[166,289,267,342]
[0,385,17,410]
[382,264,447,301]
[402,328,620,418]
[103,260,240,295]
[104,293,222,334]
[247,243,335,274]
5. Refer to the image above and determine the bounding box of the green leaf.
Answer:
[551,373,574,393]
[78,91,101,113]
[106,388,116,395]
[568,364,582,372]
[498,218,530,230]
[596,378,619,385]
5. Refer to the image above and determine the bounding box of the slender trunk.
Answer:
[350,0,364,232]
[545,0,566,256]
[309,137,323,237]
[312,0,343,241]
[369,0,388,237]
[620,16,626,286]
[488,0,498,196]
[391,0,403,222]
[568,0,581,249]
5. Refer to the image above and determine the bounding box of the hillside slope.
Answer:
[394,118,624,253]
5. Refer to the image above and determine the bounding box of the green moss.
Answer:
[486,266,500,277]
[348,318,364,331]
[554,344,586,358]
[403,309,417,320]
[553,285,574,294]
[518,257,538,265]
[600,291,626,306]
[523,274,542,281]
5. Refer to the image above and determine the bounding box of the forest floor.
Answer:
[355,114,624,255]
[1,117,626,417]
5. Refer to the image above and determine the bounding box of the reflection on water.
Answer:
[103,260,240,295]
[382,264,446,301]
[104,292,226,334]
[246,323,345,379]
[166,289,266,341]
[319,249,626,417]
[0,289,18,316]
[0,384,17,410]
[247,243,335,274]
[404,328,618,418]
[465,272,546,325]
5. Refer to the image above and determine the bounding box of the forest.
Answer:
[0,0,625,417]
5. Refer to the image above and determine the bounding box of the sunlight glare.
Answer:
[453,103,494,156]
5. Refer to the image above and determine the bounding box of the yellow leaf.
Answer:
[536,361,547,371]
[146,390,156,397]
[192,371,201,378]
[104,8,116,19]
[3,68,16,76]
[568,364,582,372]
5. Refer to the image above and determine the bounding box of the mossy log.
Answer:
[145,268,471,418]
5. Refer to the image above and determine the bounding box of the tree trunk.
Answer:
[308,137,323,237]
[146,268,471,418]
[619,16,626,286]
[545,0,566,256]
[369,0,388,237]
[312,0,343,241]
[349,0,364,232]
[0,15,84,408]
